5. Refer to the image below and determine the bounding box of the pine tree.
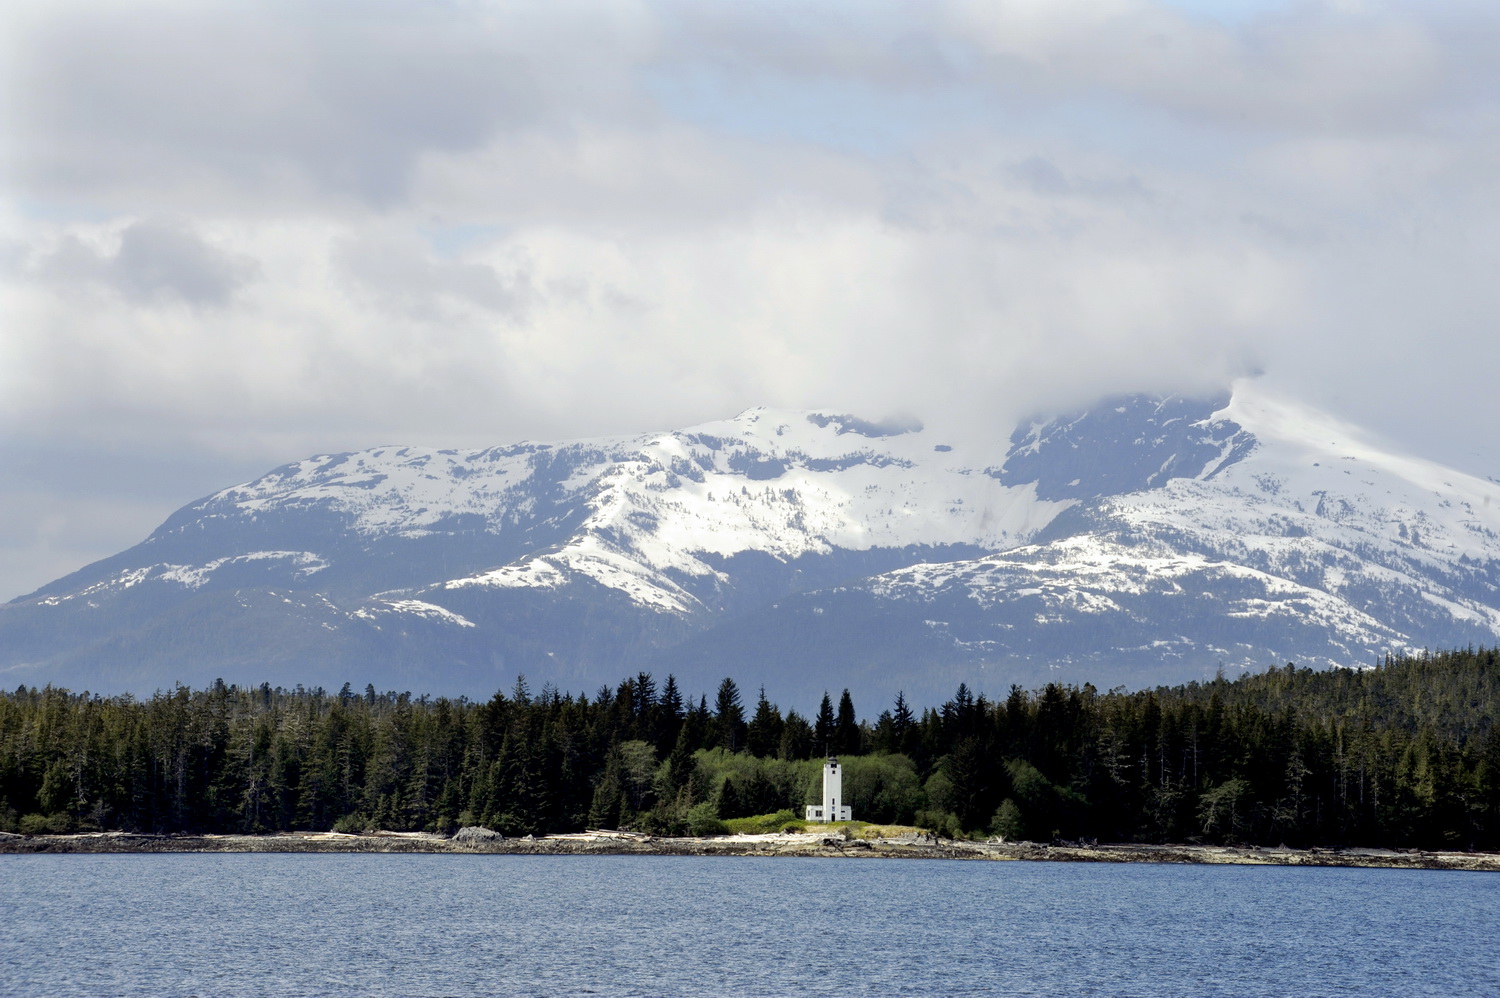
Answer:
[5,649,1499,846]
[778,711,814,761]
[815,693,835,757]
[510,675,532,707]
[657,724,704,808]
[746,687,784,758]
[654,674,685,756]
[660,675,684,718]
[744,768,782,816]
[893,691,914,738]
[588,747,627,829]
[714,678,746,753]
[717,776,744,819]
[835,689,860,756]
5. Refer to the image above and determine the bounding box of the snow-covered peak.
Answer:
[425,408,1064,607]
[1216,379,1500,513]
[139,386,1500,620]
[138,406,1069,612]
[1000,391,1254,501]
[12,383,1500,700]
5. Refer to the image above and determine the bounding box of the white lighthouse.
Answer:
[805,756,852,823]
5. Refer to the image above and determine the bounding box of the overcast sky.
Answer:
[3,0,1499,600]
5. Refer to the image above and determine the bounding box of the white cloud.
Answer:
[948,0,1446,132]
[3,0,1500,598]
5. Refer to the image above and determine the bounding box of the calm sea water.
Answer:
[1,854,1496,997]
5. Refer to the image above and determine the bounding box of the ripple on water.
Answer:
[1,854,1498,997]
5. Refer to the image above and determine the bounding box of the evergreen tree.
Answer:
[653,673,684,755]
[893,691,916,753]
[660,675,684,719]
[4,649,1500,847]
[835,689,861,756]
[779,711,814,761]
[746,688,784,759]
[714,678,746,753]
[743,768,782,816]
[717,776,744,819]
[510,675,531,707]
[815,693,835,757]
[587,747,626,829]
[658,724,702,806]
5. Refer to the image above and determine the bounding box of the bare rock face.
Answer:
[452,826,503,844]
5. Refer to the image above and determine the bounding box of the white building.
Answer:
[805,756,852,823]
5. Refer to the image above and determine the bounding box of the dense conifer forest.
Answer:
[3,649,1499,849]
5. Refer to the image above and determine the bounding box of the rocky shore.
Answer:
[3,828,1498,871]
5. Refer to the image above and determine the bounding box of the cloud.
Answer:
[31,218,259,306]
[3,0,1500,598]
[947,0,1448,132]
[332,230,533,320]
[4,0,657,209]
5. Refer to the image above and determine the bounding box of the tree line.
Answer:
[3,648,1499,849]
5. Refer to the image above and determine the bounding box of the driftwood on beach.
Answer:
[4,828,1499,872]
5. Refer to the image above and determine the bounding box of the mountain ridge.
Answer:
[7,381,1500,706]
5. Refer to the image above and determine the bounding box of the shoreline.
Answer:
[3,829,1498,871]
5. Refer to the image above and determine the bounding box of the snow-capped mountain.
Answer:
[6,382,1500,707]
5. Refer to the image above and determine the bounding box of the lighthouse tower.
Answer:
[805,757,853,823]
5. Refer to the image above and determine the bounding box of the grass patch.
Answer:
[723,809,807,834]
[718,814,927,839]
[854,823,921,840]
[808,822,923,841]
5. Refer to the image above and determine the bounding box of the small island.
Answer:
[4,650,1499,863]
[5,825,1500,872]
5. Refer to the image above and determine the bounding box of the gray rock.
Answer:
[452,826,503,843]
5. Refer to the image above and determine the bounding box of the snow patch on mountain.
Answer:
[828,380,1500,672]
[1101,385,1500,611]
[353,599,476,629]
[445,540,703,614]
[34,551,329,604]
[157,552,330,589]
[10,377,1500,700]
[174,405,1073,611]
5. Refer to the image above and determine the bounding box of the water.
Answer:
[1,854,1496,997]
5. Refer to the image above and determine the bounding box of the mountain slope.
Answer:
[6,382,1500,706]
[697,389,1500,695]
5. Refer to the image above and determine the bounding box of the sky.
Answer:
[3,0,1500,601]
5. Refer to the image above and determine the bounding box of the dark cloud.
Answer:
[5,1,651,209]
[33,218,258,306]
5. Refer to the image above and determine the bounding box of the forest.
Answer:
[3,648,1499,850]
